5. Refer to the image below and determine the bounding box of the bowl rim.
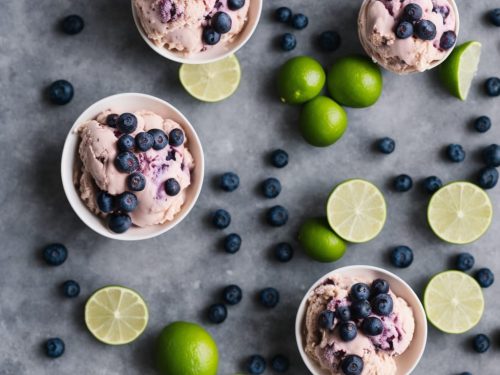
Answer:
[130,0,263,65]
[295,265,428,375]
[60,92,205,241]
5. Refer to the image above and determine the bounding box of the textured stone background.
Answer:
[0,0,499,374]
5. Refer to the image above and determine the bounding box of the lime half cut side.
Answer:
[326,179,386,243]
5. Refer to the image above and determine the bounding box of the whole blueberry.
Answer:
[362,317,384,336]
[271,355,289,373]
[259,287,280,308]
[164,178,181,196]
[262,177,281,198]
[440,31,456,50]
[203,28,221,45]
[227,0,245,11]
[377,137,396,154]
[371,279,390,297]
[147,129,168,150]
[61,15,84,35]
[415,20,437,40]
[212,12,232,34]
[271,149,289,168]
[48,80,74,105]
[97,191,115,213]
[220,172,240,192]
[482,144,500,167]
[446,144,466,162]
[475,268,494,288]
[117,134,135,152]
[489,8,500,26]
[280,33,297,52]
[477,167,499,189]
[395,21,414,39]
[350,300,372,320]
[391,246,414,268]
[222,285,242,305]
[291,13,308,30]
[45,338,65,358]
[168,128,184,146]
[455,252,475,271]
[335,305,351,322]
[274,242,294,262]
[318,30,341,52]
[393,174,413,192]
[275,7,292,23]
[212,209,231,229]
[459,373,472,375]
[318,310,335,330]
[339,321,358,342]
[472,334,490,353]
[127,172,146,192]
[474,116,492,133]
[403,3,423,22]
[224,233,241,254]
[108,213,132,233]
[116,192,138,212]
[341,355,364,375]
[371,293,394,316]
[247,355,266,375]
[350,283,371,301]
[485,77,500,97]
[117,113,138,134]
[266,205,289,227]
[207,303,227,324]
[135,132,154,152]
[422,176,443,194]
[106,113,119,128]
[62,280,80,298]
[43,243,68,266]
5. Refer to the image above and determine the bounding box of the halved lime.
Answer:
[439,41,482,100]
[326,179,386,243]
[85,286,149,345]
[424,271,484,334]
[179,55,241,102]
[427,181,492,244]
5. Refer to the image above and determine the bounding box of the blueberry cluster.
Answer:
[202,0,245,46]
[247,354,289,374]
[207,284,243,324]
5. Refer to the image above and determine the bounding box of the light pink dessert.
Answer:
[133,0,250,55]
[304,275,415,375]
[358,0,458,73]
[75,110,194,230]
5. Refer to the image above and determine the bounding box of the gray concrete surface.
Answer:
[0,0,499,374]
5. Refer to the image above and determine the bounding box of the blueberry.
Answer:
[422,176,443,194]
[270,355,289,373]
[116,192,138,212]
[318,30,341,52]
[446,144,466,162]
[475,268,494,288]
[203,28,221,45]
[117,113,138,134]
[48,80,74,105]
[274,242,293,262]
[224,233,241,253]
[207,303,227,324]
[117,134,135,152]
[472,334,490,353]
[291,13,308,30]
[108,213,132,233]
[485,77,500,97]
[147,129,168,150]
[459,373,472,375]
[339,321,358,342]
[271,149,288,168]
[164,178,181,196]
[350,283,371,301]
[489,8,500,26]
[391,246,413,268]
[61,15,84,35]
[371,293,394,316]
[97,191,115,213]
[477,167,499,189]
[362,316,384,336]
[168,128,184,146]
[262,178,281,198]
[220,172,240,192]
[106,113,119,128]
[402,4,423,22]
[376,137,396,154]
[275,7,292,23]
[350,300,372,319]
[318,310,335,330]
[212,209,231,229]
[259,287,280,308]
[45,338,65,358]
[247,355,266,375]
[393,174,413,192]
[127,172,146,192]
[280,33,297,52]
[222,285,242,305]
[266,205,288,227]
[43,243,68,266]
[227,0,245,11]
[341,355,364,375]
[415,20,437,40]
[440,31,456,50]
[395,21,414,39]
[455,252,475,271]
[482,144,500,167]
[62,280,80,298]
[474,116,492,133]
[371,279,390,297]
[212,12,232,34]
[335,305,351,322]
[135,132,154,152]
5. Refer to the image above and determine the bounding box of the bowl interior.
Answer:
[131,0,263,64]
[295,265,427,375]
[61,93,204,241]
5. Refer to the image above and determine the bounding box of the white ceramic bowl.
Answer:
[296,265,427,375]
[61,93,204,241]
[131,0,263,64]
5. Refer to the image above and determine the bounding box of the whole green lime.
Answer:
[277,56,326,104]
[156,321,218,375]
[298,217,347,262]
[327,55,383,108]
[299,96,348,147]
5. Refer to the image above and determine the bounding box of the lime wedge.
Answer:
[439,41,482,100]
[424,271,484,334]
[179,55,241,102]
[326,179,386,243]
[85,286,149,345]
[427,181,492,244]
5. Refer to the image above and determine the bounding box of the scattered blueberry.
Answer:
[227,0,245,11]
[339,321,358,342]
[350,283,371,301]
[207,303,227,324]
[482,144,500,167]
[203,28,221,45]
[422,176,443,194]
[97,191,115,213]
[485,77,500,97]
[350,300,372,320]
[135,132,154,152]
[266,205,289,227]
[48,80,74,105]
[116,192,138,212]
[318,30,341,52]
[395,21,414,39]
[61,15,84,35]
[371,279,389,297]
[212,209,231,229]
[127,172,146,192]
[475,268,494,288]
[341,355,364,375]
[270,355,289,373]
[280,33,297,51]
[371,293,394,316]
[168,128,184,146]
[318,310,335,330]
[106,113,119,128]
[440,30,456,50]
[148,129,168,150]
[455,253,475,271]
[271,149,288,168]
[446,144,466,162]
[164,178,181,196]
[259,287,280,308]
[262,178,281,198]
[108,213,132,233]
[117,113,138,134]
[43,243,68,266]
[477,167,499,190]
[224,233,241,253]
[291,13,308,30]
[274,242,294,262]
[391,245,414,268]
[489,8,500,26]
[275,7,292,23]
[393,174,413,192]
[376,137,396,154]
[335,305,351,322]
[247,355,266,375]
[473,116,492,133]
[45,338,65,358]
[220,172,240,192]
[403,3,423,22]
[62,280,80,298]
[415,19,437,40]
[212,12,232,34]
[362,316,384,336]
[117,134,135,152]
[459,373,472,375]
[222,285,242,305]
[472,334,490,353]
